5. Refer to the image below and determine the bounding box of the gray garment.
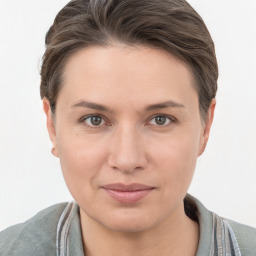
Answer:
[0,194,255,255]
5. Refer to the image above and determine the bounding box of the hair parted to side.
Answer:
[40,0,218,121]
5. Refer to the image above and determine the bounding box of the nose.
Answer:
[108,123,148,174]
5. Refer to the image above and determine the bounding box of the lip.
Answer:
[102,183,155,204]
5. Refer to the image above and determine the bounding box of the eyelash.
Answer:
[79,114,109,128]
[147,114,176,127]
[79,114,176,128]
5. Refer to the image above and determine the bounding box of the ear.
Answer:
[43,98,59,157]
[198,99,216,156]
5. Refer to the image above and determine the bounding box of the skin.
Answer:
[43,45,215,256]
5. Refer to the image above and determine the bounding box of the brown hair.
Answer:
[40,0,218,120]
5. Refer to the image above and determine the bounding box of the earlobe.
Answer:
[43,98,59,157]
[198,99,216,156]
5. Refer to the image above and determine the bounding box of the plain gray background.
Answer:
[0,0,255,231]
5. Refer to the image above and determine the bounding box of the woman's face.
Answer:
[44,45,214,232]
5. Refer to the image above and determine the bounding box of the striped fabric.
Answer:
[56,202,76,256]
[210,213,241,256]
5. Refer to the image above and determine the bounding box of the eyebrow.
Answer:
[71,100,185,112]
[71,100,113,113]
[145,100,185,111]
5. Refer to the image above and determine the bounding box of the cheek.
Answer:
[57,131,108,200]
[150,130,201,195]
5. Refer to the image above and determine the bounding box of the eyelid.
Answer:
[146,113,177,125]
[79,114,110,128]
[79,113,176,128]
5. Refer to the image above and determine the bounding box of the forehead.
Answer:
[59,45,198,110]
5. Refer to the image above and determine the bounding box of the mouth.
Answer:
[101,183,155,204]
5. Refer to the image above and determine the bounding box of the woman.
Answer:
[0,0,255,255]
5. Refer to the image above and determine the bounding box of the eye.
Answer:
[82,115,106,127]
[148,115,173,126]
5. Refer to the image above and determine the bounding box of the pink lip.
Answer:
[102,183,155,204]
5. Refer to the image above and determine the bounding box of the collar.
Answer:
[56,194,241,256]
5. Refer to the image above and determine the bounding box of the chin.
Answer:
[94,209,157,233]
[103,219,152,233]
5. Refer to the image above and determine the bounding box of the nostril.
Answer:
[108,153,147,174]
[107,127,148,173]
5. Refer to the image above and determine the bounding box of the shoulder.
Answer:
[0,202,68,256]
[225,218,256,255]
[185,194,256,255]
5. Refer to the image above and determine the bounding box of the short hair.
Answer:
[40,0,218,121]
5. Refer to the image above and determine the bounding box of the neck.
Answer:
[80,202,199,256]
